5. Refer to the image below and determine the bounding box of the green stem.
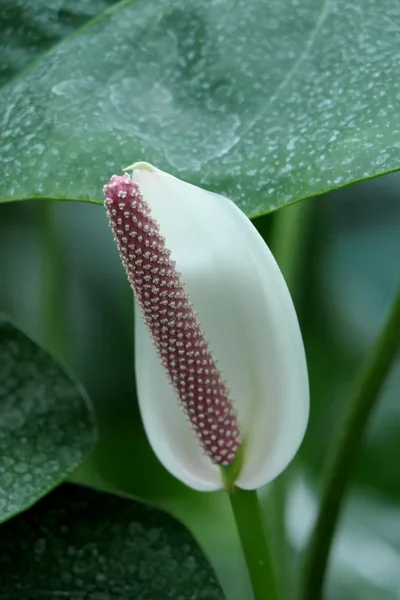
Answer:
[263,476,286,599]
[228,486,278,600]
[300,286,400,600]
[270,199,312,299]
[40,200,65,357]
[267,199,313,598]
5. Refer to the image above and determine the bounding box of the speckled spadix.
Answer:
[104,163,309,491]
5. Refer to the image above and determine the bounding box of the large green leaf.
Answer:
[0,0,399,217]
[0,483,225,600]
[0,318,95,522]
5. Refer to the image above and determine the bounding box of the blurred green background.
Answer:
[0,174,399,600]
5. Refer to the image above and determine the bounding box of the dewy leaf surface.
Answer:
[0,483,225,600]
[0,318,95,522]
[0,0,399,216]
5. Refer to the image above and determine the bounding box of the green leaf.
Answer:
[0,317,96,522]
[0,483,225,600]
[1,0,400,216]
[0,0,116,85]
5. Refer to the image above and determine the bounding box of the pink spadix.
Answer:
[104,173,240,466]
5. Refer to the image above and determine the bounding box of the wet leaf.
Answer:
[0,483,225,600]
[0,318,95,522]
[0,0,400,216]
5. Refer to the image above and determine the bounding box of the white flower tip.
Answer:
[121,161,157,173]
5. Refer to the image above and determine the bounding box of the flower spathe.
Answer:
[104,163,309,491]
[104,171,240,467]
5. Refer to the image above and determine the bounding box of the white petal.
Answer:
[133,167,309,491]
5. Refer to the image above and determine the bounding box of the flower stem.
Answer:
[228,486,278,600]
[300,286,400,600]
[267,199,313,598]
[270,198,312,299]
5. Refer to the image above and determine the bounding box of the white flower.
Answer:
[104,163,309,491]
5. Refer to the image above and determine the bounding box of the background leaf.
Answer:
[0,318,95,522]
[0,0,115,85]
[1,0,400,216]
[0,483,225,600]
